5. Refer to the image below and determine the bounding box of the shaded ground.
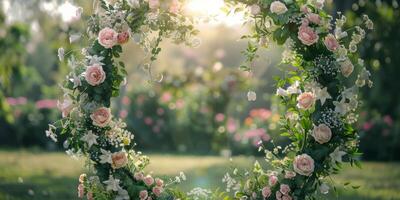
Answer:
[0,150,399,200]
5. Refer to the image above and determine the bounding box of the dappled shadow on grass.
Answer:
[0,176,78,200]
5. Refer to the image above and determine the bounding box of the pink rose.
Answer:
[149,0,160,10]
[284,171,296,179]
[324,34,339,52]
[298,26,319,46]
[293,154,315,176]
[117,31,130,45]
[111,151,128,169]
[79,173,86,183]
[152,186,164,197]
[90,107,112,127]
[280,184,291,195]
[78,184,84,198]
[85,64,106,86]
[269,175,278,186]
[169,0,181,14]
[312,124,332,144]
[262,186,271,198]
[58,98,74,118]
[86,192,93,200]
[155,178,164,187]
[297,92,316,110]
[139,190,148,199]
[98,27,117,49]
[307,13,321,25]
[134,172,144,181]
[270,1,288,15]
[143,175,154,186]
[282,195,293,200]
[276,191,283,200]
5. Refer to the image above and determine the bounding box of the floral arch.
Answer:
[47,0,374,199]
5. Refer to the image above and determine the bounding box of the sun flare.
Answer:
[185,0,245,26]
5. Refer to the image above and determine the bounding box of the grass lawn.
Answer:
[0,150,399,200]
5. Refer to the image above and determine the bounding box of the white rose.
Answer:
[270,1,288,15]
[311,124,332,144]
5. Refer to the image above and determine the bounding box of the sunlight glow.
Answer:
[57,2,80,23]
[185,0,245,26]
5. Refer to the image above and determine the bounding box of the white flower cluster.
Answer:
[316,108,343,130]
[311,55,340,77]
[187,187,212,200]
[107,119,135,147]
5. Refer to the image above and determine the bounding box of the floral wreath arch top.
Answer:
[48,0,374,199]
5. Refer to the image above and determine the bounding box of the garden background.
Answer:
[0,0,399,199]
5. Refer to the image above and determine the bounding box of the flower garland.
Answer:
[222,0,373,199]
[47,0,373,199]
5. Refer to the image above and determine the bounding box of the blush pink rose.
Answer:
[149,0,160,10]
[293,154,315,176]
[98,27,117,49]
[307,13,321,25]
[90,107,112,127]
[78,184,84,198]
[143,175,154,186]
[282,195,293,200]
[297,92,316,110]
[262,186,271,198]
[134,172,144,180]
[117,31,130,45]
[276,191,283,200]
[152,186,164,197]
[324,34,339,52]
[85,64,106,86]
[155,178,164,187]
[111,151,128,169]
[284,171,296,179]
[312,124,332,144]
[269,175,278,186]
[139,190,148,199]
[280,184,291,195]
[298,26,319,46]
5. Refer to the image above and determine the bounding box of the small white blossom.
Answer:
[333,99,349,116]
[69,34,81,43]
[115,188,130,200]
[276,87,288,96]
[315,87,331,105]
[103,176,121,192]
[58,47,65,61]
[247,91,257,101]
[330,147,346,165]
[86,55,105,66]
[80,130,98,148]
[320,183,330,194]
[287,81,301,94]
[99,149,113,164]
